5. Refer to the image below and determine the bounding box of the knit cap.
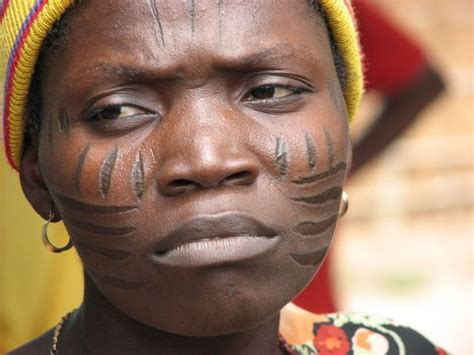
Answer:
[0,0,363,171]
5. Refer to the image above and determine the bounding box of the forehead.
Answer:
[44,0,333,93]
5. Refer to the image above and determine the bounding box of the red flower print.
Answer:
[313,324,350,355]
[436,347,447,355]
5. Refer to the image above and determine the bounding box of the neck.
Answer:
[67,273,284,355]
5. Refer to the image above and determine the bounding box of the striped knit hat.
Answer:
[0,0,364,171]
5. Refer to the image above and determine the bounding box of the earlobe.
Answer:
[20,142,61,222]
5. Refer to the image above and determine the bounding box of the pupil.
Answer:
[252,86,275,99]
[100,106,122,120]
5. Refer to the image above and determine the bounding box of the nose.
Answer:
[156,136,260,197]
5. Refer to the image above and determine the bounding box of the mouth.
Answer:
[150,213,281,268]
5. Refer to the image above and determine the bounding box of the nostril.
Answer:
[224,170,255,186]
[168,179,197,189]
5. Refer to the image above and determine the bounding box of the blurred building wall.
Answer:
[337,1,473,354]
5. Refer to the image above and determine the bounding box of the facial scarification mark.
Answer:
[323,127,334,168]
[290,247,328,266]
[292,186,342,205]
[75,240,133,261]
[294,215,337,236]
[148,0,165,47]
[218,0,224,43]
[88,269,145,290]
[305,132,317,170]
[70,219,136,236]
[276,137,289,176]
[59,110,70,135]
[74,145,91,192]
[328,78,347,117]
[132,153,145,200]
[187,0,195,33]
[99,147,118,197]
[291,162,346,185]
[56,193,137,214]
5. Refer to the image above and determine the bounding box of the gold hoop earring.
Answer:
[338,191,349,218]
[42,207,72,253]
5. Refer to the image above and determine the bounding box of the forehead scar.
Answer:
[74,145,91,192]
[148,0,165,47]
[290,247,328,266]
[292,186,342,205]
[305,132,317,170]
[218,0,224,43]
[323,127,334,168]
[291,162,346,185]
[56,193,137,214]
[75,240,133,261]
[276,137,289,176]
[187,0,195,34]
[70,219,136,236]
[131,152,145,200]
[99,147,118,197]
[294,215,337,236]
[88,269,146,290]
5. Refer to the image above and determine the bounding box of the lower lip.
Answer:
[151,236,280,268]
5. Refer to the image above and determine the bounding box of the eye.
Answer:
[87,104,145,121]
[243,85,302,101]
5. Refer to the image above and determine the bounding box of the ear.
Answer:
[20,142,62,222]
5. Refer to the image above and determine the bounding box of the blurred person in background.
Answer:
[0,0,444,351]
[293,0,445,313]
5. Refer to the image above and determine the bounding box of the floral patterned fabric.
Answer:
[280,303,447,355]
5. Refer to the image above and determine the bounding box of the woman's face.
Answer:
[29,0,350,336]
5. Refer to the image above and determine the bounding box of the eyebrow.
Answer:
[75,44,321,84]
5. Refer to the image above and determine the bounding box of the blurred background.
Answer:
[335,1,473,354]
[1,0,473,354]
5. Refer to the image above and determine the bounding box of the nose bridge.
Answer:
[156,101,259,196]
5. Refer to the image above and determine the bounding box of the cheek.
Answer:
[270,121,349,268]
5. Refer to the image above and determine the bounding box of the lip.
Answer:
[150,213,280,268]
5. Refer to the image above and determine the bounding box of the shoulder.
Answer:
[280,303,447,355]
[6,329,54,355]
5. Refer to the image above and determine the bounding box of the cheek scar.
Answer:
[294,215,337,236]
[292,186,342,205]
[74,145,91,192]
[99,147,118,197]
[75,240,133,261]
[305,132,317,170]
[131,152,145,200]
[291,162,346,185]
[70,219,135,236]
[323,127,334,168]
[56,193,137,214]
[276,137,289,176]
[290,247,328,266]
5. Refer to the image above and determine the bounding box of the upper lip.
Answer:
[154,213,278,255]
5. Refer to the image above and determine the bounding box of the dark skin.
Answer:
[15,0,350,354]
